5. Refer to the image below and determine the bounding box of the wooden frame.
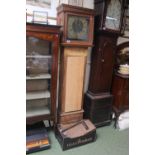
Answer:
[57,4,94,47]
[94,0,124,34]
[26,23,61,125]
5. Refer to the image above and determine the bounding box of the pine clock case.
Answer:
[57,4,94,125]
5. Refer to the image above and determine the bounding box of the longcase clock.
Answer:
[83,0,124,127]
[57,4,94,124]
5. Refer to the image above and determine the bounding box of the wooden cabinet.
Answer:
[26,23,60,124]
[112,73,129,113]
[112,41,129,114]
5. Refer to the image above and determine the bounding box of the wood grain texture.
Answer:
[112,72,129,112]
[64,56,85,112]
[84,92,113,127]
[60,47,88,113]
[88,33,117,94]
[58,110,84,124]
[111,41,129,114]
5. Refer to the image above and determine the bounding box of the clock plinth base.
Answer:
[58,110,84,125]
[83,92,113,127]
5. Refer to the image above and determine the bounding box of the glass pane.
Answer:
[26,57,52,75]
[26,36,52,55]
[26,36,52,119]
[26,36,52,75]
[105,0,121,30]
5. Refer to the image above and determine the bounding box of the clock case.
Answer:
[83,0,125,127]
[95,0,125,33]
[56,4,94,125]
[57,4,94,47]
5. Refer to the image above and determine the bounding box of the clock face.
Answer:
[67,15,89,41]
[105,0,122,31]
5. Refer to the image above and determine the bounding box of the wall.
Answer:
[26,0,94,24]
[26,0,59,24]
[59,0,94,9]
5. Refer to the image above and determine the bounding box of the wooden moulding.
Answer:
[58,110,84,124]
[57,4,94,15]
[26,22,61,34]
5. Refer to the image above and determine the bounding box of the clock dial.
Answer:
[105,0,122,30]
[67,15,89,41]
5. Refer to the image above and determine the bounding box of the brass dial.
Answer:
[67,15,89,41]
